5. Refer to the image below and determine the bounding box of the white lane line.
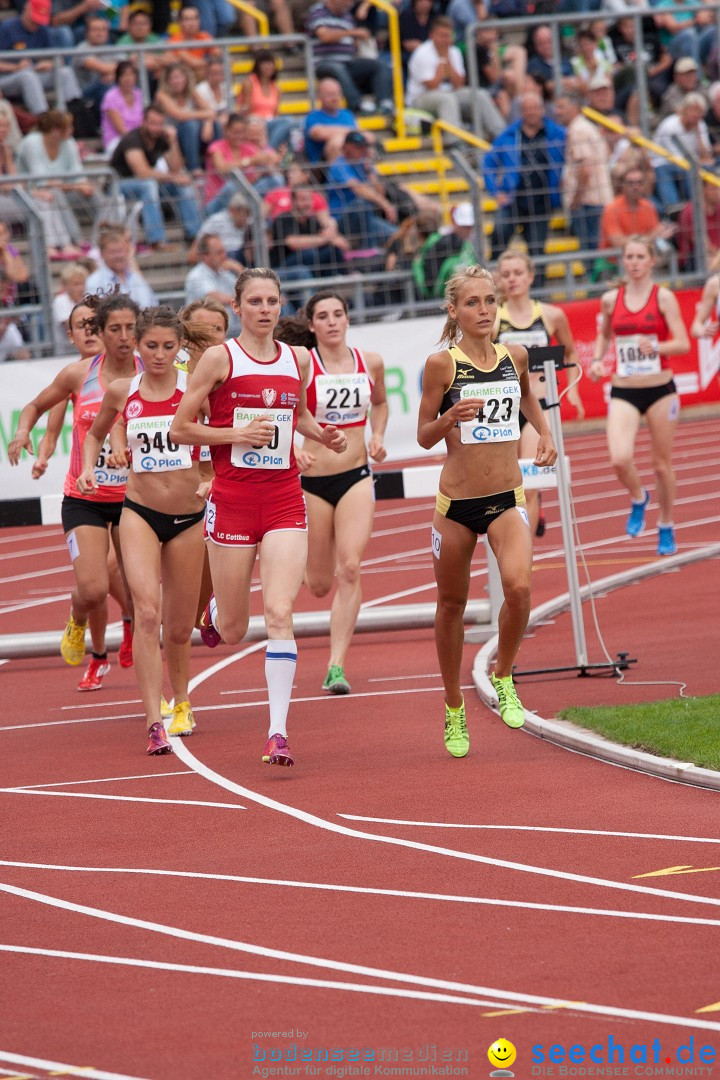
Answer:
[0,790,245,810]
[3,859,720,928]
[60,699,142,711]
[14,771,191,790]
[0,685,476,733]
[0,945,497,1009]
[0,566,72,586]
[0,544,66,563]
[0,529,61,546]
[2,880,719,1032]
[337,817,720,846]
[0,594,70,616]
[0,1050,148,1080]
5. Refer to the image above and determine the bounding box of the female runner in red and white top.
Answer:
[9,292,140,688]
[77,306,218,755]
[170,268,348,768]
[591,237,689,556]
[297,289,387,696]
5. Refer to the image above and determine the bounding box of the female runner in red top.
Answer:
[9,293,140,684]
[77,306,217,755]
[297,290,388,695]
[591,236,689,556]
[170,268,347,768]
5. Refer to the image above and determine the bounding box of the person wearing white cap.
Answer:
[658,56,705,121]
[650,93,713,214]
[413,201,478,299]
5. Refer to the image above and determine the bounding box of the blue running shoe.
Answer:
[626,490,650,537]
[657,525,677,556]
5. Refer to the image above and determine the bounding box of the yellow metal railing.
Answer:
[227,0,270,37]
[365,0,405,139]
[583,106,720,189]
[431,119,489,223]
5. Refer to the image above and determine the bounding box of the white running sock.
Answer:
[209,595,219,631]
[265,639,297,737]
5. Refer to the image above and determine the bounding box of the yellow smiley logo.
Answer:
[488,1039,517,1069]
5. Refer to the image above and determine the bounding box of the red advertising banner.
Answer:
[556,289,720,422]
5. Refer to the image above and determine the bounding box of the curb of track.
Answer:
[473,542,720,791]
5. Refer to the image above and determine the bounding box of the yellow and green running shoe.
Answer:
[444,699,469,758]
[60,612,87,666]
[491,672,525,729]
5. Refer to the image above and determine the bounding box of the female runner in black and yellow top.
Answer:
[495,249,584,536]
[418,265,557,757]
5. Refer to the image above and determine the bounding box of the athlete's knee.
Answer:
[263,600,293,638]
[76,581,108,610]
[306,571,333,598]
[652,454,674,479]
[503,577,531,610]
[436,591,469,620]
[609,449,633,472]
[134,599,161,638]
[165,621,194,646]
[218,613,249,645]
[336,555,361,587]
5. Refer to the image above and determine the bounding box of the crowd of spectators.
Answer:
[2,0,720,361]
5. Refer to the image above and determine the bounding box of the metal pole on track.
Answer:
[543,358,588,669]
[0,600,492,660]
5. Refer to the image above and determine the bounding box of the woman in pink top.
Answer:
[205,112,284,213]
[100,62,144,153]
[237,50,292,151]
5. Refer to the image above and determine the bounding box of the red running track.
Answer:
[0,416,719,1080]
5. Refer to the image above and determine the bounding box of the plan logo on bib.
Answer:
[262,388,277,407]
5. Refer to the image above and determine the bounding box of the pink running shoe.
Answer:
[262,733,294,767]
[146,722,172,755]
[77,657,111,692]
[199,596,221,648]
[119,619,134,668]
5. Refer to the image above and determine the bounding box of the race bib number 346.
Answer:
[231,408,293,470]
[459,382,521,444]
[126,416,192,473]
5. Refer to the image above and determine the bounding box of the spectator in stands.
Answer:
[0,1,83,117]
[270,184,348,277]
[677,179,720,271]
[704,82,720,163]
[52,261,88,345]
[0,100,22,152]
[652,0,716,70]
[474,21,526,123]
[306,0,394,115]
[378,208,440,305]
[570,26,614,93]
[155,62,221,174]
[110,103,203,248]
[205,113,284,213]
[304,77,366,168]
[0,218,29,363]
[526,24,575,99]
[650,93,712,215]
[326,130,397,250]
[406,16,505,139]
[168,5,220,80]
[0,106,25,224]
[72,14,117,112]
[17,108,100,257]
[400,0,435,72]
[607,11,671,124]
[264,162,330,219]
[116,7,167,89]
[412,201,478,300]
[238,0,293,38]
[237,51,293,153]
[100,61,143,154]
[193,0,235,37]
[85,224,157,306]
[599,166,668,249]
[195,56,230,130]
[658,57,705,122]
[483,91,565,280]
[555,89,613,255]
[191,190,249,263]
[183,233,240,333]
[585,70,616,116]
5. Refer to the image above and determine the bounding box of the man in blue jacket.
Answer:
[483,91,566,283]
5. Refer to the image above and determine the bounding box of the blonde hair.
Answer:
[622,234,656,259]
[60,263,88,287]
[497,249,534,275]
[438,264,495,347]
[180,297,230,332]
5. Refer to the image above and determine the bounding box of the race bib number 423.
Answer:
[459,382,521,444]
[231,408,293,470]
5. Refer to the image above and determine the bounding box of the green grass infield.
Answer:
[557,696,720,772]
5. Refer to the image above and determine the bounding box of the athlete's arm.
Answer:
[590,289,616,382]
[8,361,85,464]
[417,351,482,449]
[691,277,720,338]
[293,347,347,453]
[547,305,585,421]
[76,380,130,494]
[366,351,388,463]
[32,398,70,479]
[511,344,557,467]
[656,287,690,356]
